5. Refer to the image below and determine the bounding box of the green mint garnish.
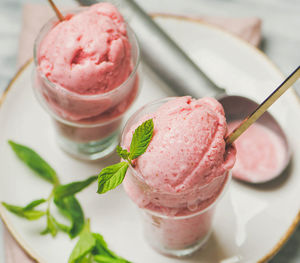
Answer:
[68,220,96,263]
[8,140,59,185]
[1,202,46,221]
[54,175,98,199]
[53,195,85,239]
[97,162,129,194]
[23,199,47,211]
[69,220,129,263]
[116,145,130,160]
[97,119,154,194]
[3,141,85,238]
[2,141,129,262]
[41,212,58,237]
[129,118,154,160]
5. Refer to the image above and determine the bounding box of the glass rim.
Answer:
[33,7,140,100]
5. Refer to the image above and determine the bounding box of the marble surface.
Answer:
[0,0,299,262]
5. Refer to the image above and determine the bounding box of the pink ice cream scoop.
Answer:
[121,97,236,255]
[35,3,138,123]
[123,96,235,214]
[39,3,131,95]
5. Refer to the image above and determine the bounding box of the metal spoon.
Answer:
[222,66,300,183]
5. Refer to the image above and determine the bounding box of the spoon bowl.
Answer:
[219,95,291,183]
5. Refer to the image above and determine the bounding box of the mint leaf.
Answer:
[23,199,46,211]
[91,233,112,257]
[116,146,130,160]
[77,256,93,263]
[54,196,84,238]
[2,202,46,220]
[77,255,93,263]
[94,255,128,263]
[52,217,71,234]
[41,213,58,237]
[129,119,153,160]
[97,162,129,194]
[8,141,59,185]
[54,175,97,199]
[68,221,96,263]
[92,233,128,262]
[21,210,46,220]
[68,231,95,263]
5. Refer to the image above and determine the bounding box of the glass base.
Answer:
[147,230,212,257]
[56,131,119,161]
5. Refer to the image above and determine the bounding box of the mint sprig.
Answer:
[97,119,154,194]
[2,141,85,238]
[69,220,129,263]
[2,141,129,262]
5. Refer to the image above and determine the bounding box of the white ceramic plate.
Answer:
[1,15,300,263]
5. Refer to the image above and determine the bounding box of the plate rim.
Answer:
[0,15,300,263]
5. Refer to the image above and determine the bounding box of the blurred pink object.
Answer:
[3,3,262,262]
[4,227,33,263]
[153,13,261,47]
[200,16,261,46]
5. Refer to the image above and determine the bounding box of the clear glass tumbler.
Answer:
[33,11,140,160]
[121,98,232,257]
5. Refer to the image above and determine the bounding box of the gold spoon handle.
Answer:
[48,0,64,21]
[226,66,300,145]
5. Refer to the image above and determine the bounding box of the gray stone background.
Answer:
[0,0,299,262]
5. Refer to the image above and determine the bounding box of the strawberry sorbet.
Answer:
[39,3,132,95]
[121,97,235,254]
[33,3,139,159]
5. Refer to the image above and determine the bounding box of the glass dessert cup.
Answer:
[32,11,140,160]
[121,98,232,257]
